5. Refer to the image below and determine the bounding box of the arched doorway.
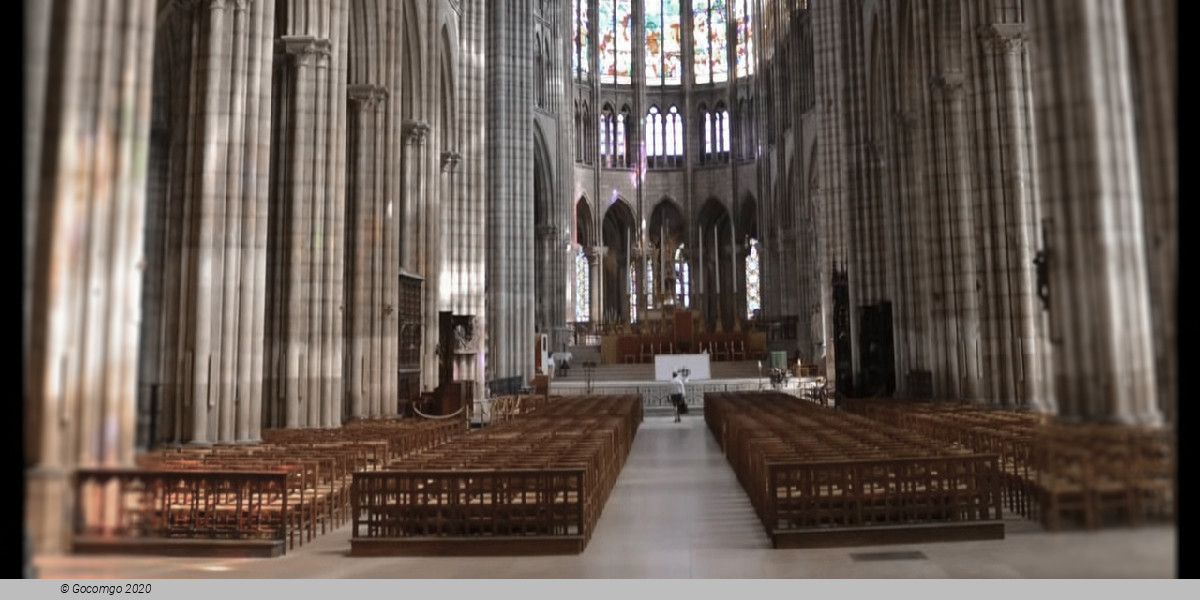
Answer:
[648,199,687,310]
[573,196,594,323]
[601,198,635,324]
[697,198,734,331]
[739,196,760,322]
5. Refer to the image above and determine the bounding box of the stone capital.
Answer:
[348,84,389,108]
[535,224,559,239]
[930,72,964,98]
[233,0,251,11]
[314,39,333,65]
[206,0,227,11]
[280,36,320,67]
[978,23,1026,55]
[440,151,462,172]
[403,121,431,145]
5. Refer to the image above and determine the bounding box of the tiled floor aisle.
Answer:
[35,415,1177,579]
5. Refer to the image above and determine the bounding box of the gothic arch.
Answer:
[601,197,636,323]
[438,24,458,149]
[533,121,556,333]
[400,0,425,121]
[575,195,595,248]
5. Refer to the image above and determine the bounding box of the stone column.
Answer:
[930,72,981,401]
[535,223,559,333]
[486,0,536,384]
[401,121,429,274]
[25,0,157,554]
[441,150,463,387]
[995,24,1046,411]
[1030,1,1161,424]
[1123,0,1176,423]
[280,35,317,428]
[346,86,387,416]
[590,246,606,331]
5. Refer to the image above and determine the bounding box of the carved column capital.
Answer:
[440,151,462,172]
[930,72,965,99]
[978,23,1026,55]
[205,0,227,11]
[348,84,388,109]
[280,36,321,67]
[233,0,251,11]
[403,121,431,145]
[535,224,559,240]
[314,39,333,67]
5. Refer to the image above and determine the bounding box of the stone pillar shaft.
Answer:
[1031,0,1160,424]
[25,0,157,553]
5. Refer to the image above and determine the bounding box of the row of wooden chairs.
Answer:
[837,399,1175,530]
[351,395,642,550]
[623,340,750,363]
[75,418,470,555]
[704,392,1005,533]
[697,340,748,361]
[1030,424,1174,530]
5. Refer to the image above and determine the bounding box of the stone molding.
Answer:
[403,121,431,145]
[348,84,389,108]
[978,23,1026,55]
[280,36,330,68]
[441,151,462,172]
[930,72,964,99]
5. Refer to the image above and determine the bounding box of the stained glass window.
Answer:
[663,0,681,84]
[701,106,730,163]
[599,110,610,161]
[703,110,713,156]
[617,0,633,84]
[695,0,736,84]
[646,106,662,156]
[735,0,754,77]
[675,246,690,308]
[598,1,615,82]
[720,106,730,152]
[692,2,710,83]
[629,259,638,322]
[574,0,590,80]
[666,106,682,157]
[575,246,590,322]
[616,112,627,164]
[645,0,682,86]
[745,238,760,320]
[710,0,728,83]
[645,2,662,85]
[646,260,655,309]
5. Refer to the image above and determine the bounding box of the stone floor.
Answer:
[34,415,1178,579]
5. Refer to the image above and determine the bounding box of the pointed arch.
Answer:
[400,0,425,121]
[575,195,595,248]
[439,24,458,150]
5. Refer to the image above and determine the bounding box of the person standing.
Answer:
[670,371,687,422]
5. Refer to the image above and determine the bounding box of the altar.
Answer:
[654,354,711,381]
